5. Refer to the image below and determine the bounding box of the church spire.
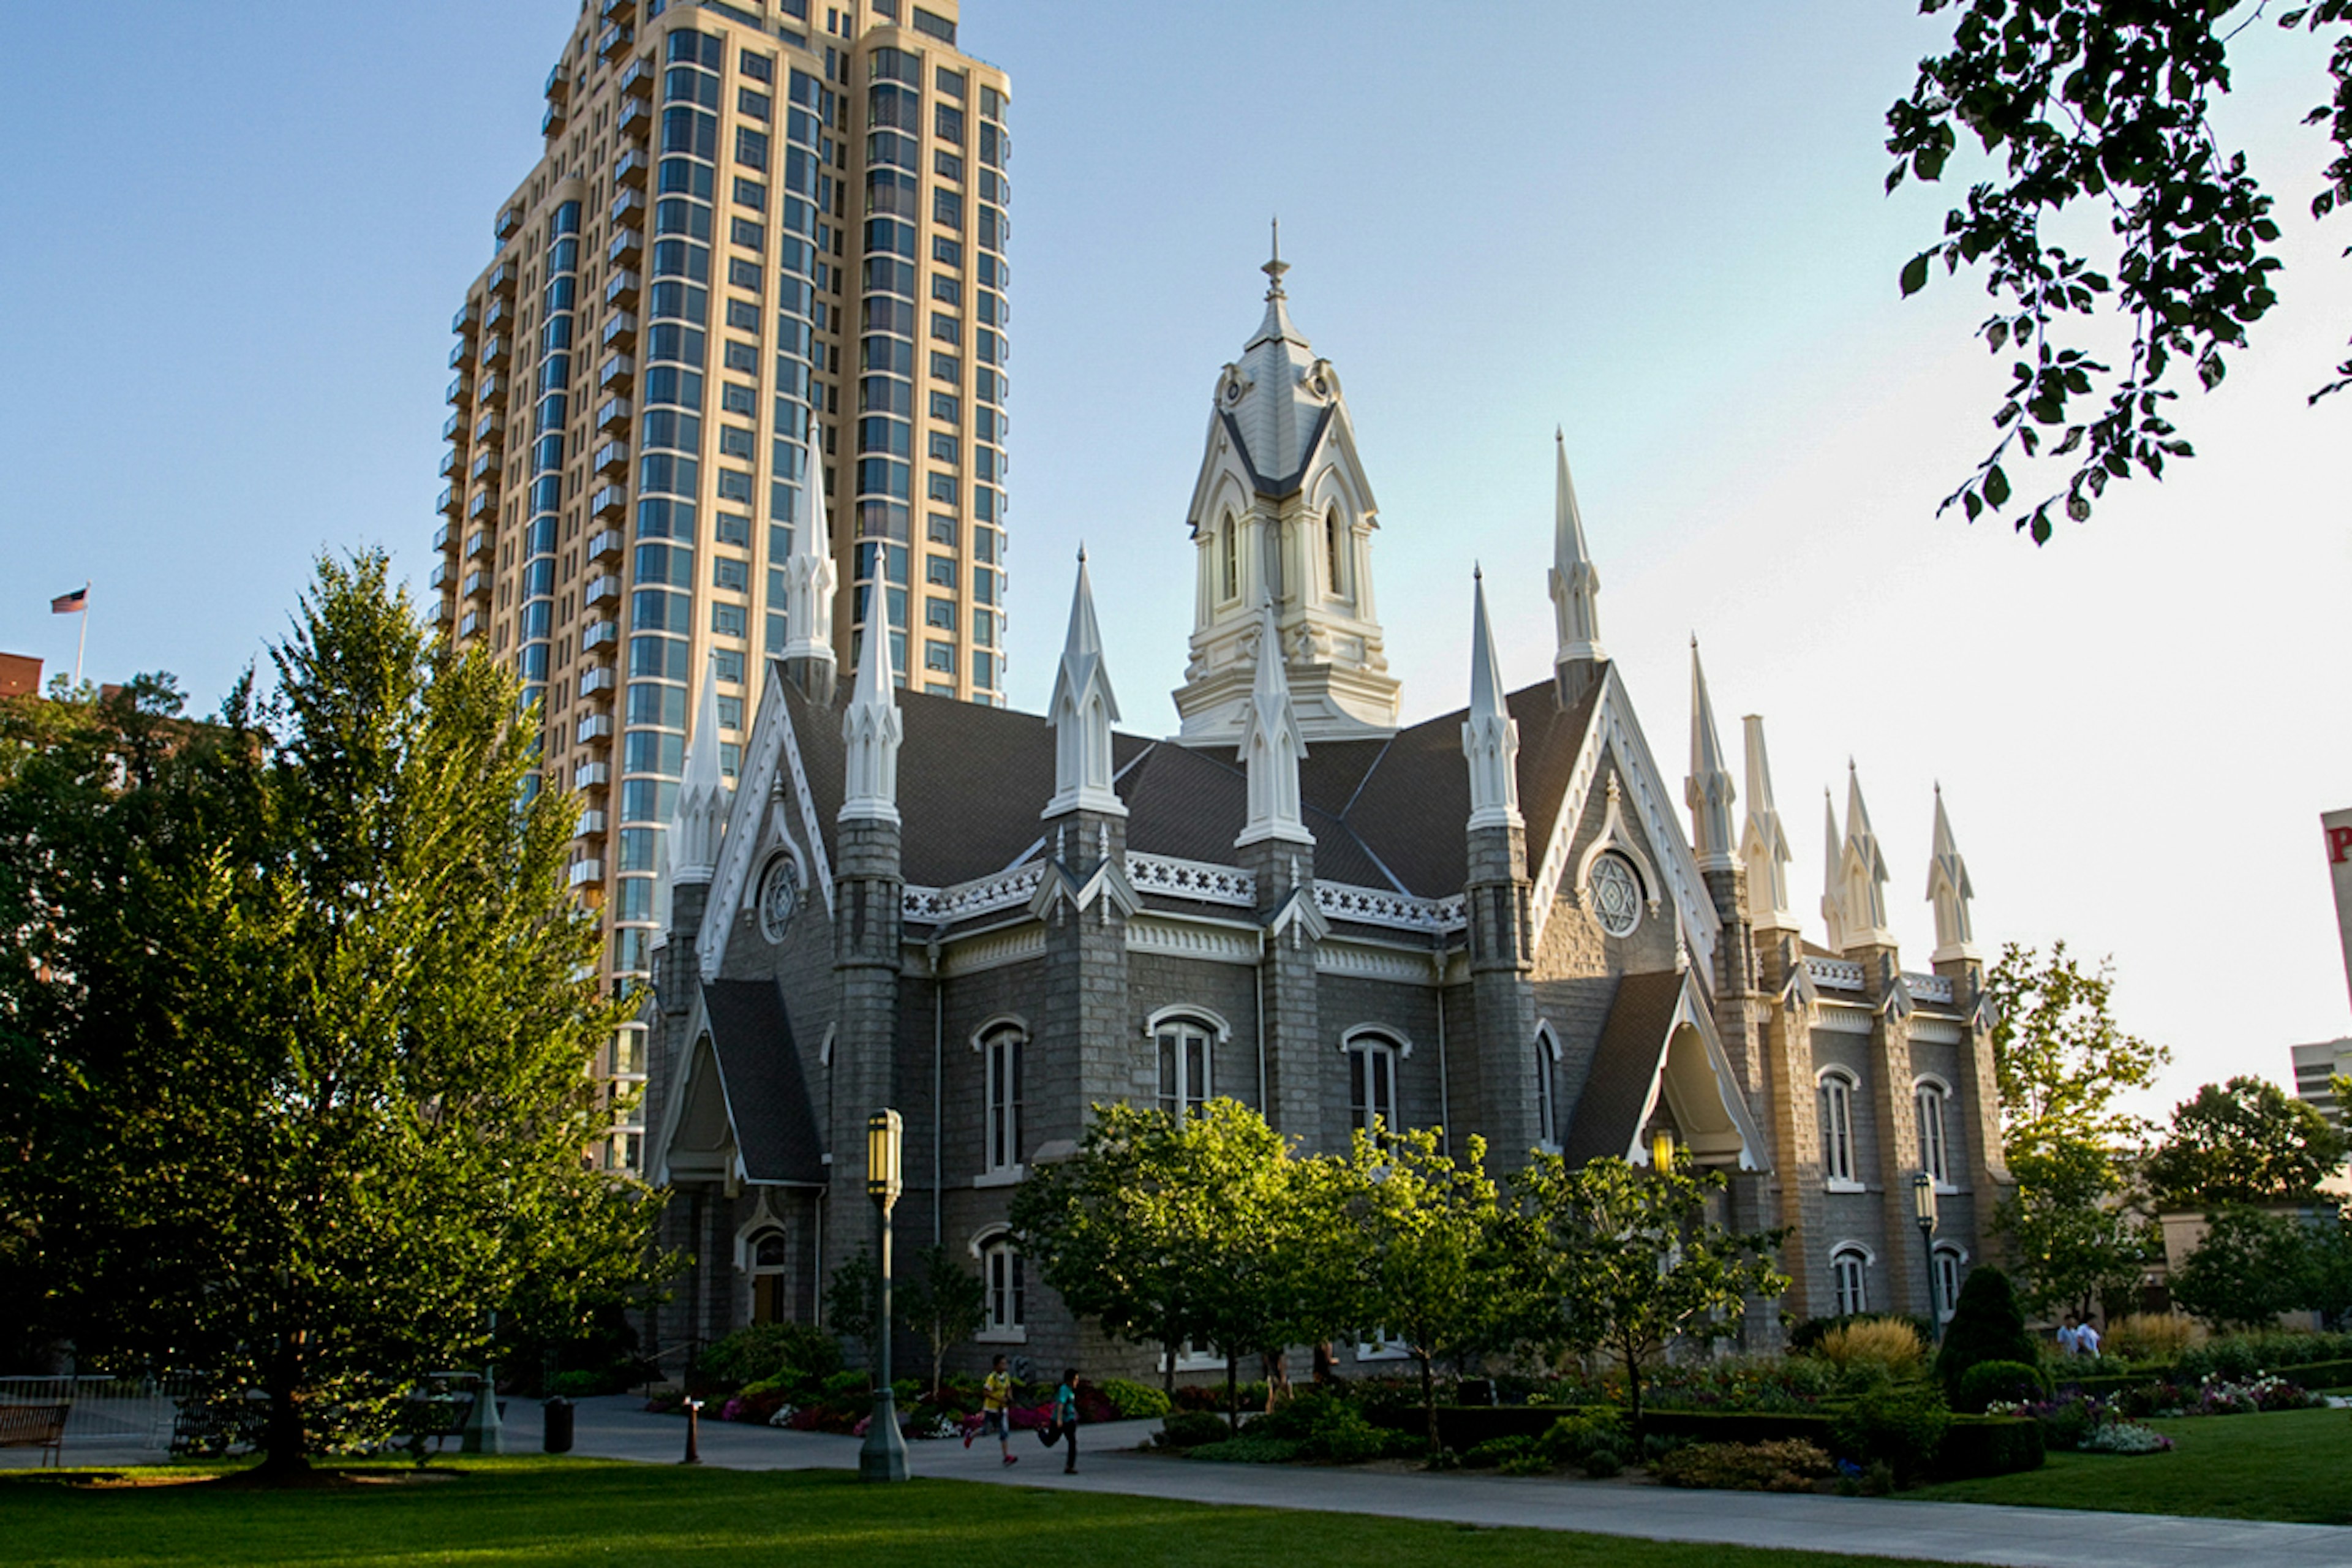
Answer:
[668,657,728,884]
[1839,762,1895,948]
[1740,715,1796,931]
[779,414,839,701]
[1044,548,1125,819]
[839,605,902,826]
[1926,784,1980,964]
[1461,567,1522,831]
[1820,788,1847,953]
[1235,597,1311,848]
[1548,431,1605,701]
[1685,639,1736,869]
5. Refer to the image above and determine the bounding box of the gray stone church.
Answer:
[643,260,2011,1377]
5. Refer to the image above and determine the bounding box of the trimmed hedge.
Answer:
[1934,1414,2045,1479]
[2054,1356,2352,1398]
[1366,1404,1563,1450]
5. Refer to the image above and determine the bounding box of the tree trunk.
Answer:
[1225,1351,1239,1433]
[1417,1351,1438,1452]
[1162,1340,1176,1397]
[258,1374,309,1479]
[1621,1340,1645,1447]
[1262,1348,1289,1409]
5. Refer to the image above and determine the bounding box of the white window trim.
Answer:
[974,1012,1028,1177]
[1145,1004,1234,1042]
[1913,1074,1958,1193]
[1533,1021,1564,1154]
[1150,1008,1225,1120]
[1818,1066,1864,1192]
[976,1231,1027,1344]
[1932,1242,1969,1322]
[1341,1027,1408,1136]
[1830,1242,1874,1317]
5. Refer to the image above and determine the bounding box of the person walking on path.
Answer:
[965,1354,1017,1466]
[1054,1368,1080,1475]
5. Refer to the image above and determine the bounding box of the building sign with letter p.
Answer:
[2327,808,2352,1012]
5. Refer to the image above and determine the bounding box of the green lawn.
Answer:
[1917,1405,2352,1524]
[0,1458,1958,1568]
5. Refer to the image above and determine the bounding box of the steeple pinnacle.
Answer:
[668,657,728,884]
[1686,639,1737,869]
[1461,567,1523,831]
[779,414,839,693]
[839,606,902,826]
[1235,597,1311,848]
[1548,431,1605,688]
[1740,715,1796,930]
[1263,216,1288,299]
[1821,788,1847,953]
[1836,762,1895,948]
[1044,547,1125,819]
[1926,783,1980,963]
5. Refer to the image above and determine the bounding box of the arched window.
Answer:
[1818,1068,1860,1188]
[1534,1025,1562,1149]
[1156,1016,1215,1120]
[982,1235,1025,1339]
[1934,1245,1966,1323]
[1324,505,1345,597]
[1914,1077,1950,1187]
[1219,515,1238,601]
[1346,1030,1403,1136]
[1831,1245,1870,1317]
[750,1228,789,1324]
[979,1020,1025,1173]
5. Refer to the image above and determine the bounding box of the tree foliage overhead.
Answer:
[2144,1074,2348,1209]
[1986,941,2168,1159]
[1888,0,2352,541]
[1,552,670,1471]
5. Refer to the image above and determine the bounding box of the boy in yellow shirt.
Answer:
[964,1352,1017,1465]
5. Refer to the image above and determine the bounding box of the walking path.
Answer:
[567,1396,2352,1567]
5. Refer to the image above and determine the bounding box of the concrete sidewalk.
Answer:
[567,1396,2352,1567]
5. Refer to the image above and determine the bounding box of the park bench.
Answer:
[1,1402,70,1468]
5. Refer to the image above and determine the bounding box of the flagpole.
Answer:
[72,581,89,690]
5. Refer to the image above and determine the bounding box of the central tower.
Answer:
[1172,237,1401,744]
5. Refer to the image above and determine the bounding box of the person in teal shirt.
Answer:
[1053,1368,1080,1475]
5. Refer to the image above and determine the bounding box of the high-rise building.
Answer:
[433,0,1013,1168]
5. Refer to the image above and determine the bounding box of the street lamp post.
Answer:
[1912,1170,1942,1343]
[460,1308,507,1454]
[859,1108,910,1483]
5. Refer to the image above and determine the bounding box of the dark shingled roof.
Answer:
[1559,969,1686,1166]
[774,661,1606,899]
[701,978,826,1186]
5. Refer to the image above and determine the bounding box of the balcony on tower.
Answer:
[462,568,492,601]
[597,352,635,390]
[576,760,611,790]
[545,64,571,101]
[596,23,632,62]
[605,271,642,312]
[473,408,505,444]
[429,560,453,590]
[469,447,503,483]
[442,412,464,441]
[437,486,460,518]
[581,618,619,652]
[466,529,494,560]
[614,146,650,189]
[567,858,606,889]
[609,188,646,227]
[587,526,625,562]
[584,575,622,608]
[578,665,617,698]
[478,334,510,368]
[542,102,567,138]
[607,227,643,266]
[432,522,454,553]
[599,0,636,24]
[439,448,460,479]
[458,609,482,639]
[446,374,472,408]
[590,480,629,519]
[598,311,638,351]
[483,295,512,332]
[576,809,608,840]
[451,299,480,335]
[486,257,518,296]
[592,437,630,475]
[619,57,654,99]
[596,393,633,431]
[496,205,523,243]
[477,370,505,405]
[448,341,468,371]
[617,93,650,138]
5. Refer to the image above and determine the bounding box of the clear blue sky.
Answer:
[4,2,2348,1110]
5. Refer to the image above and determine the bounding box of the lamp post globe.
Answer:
[859,1109,910,1483]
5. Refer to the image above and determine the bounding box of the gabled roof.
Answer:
[699,978,826,1186]
[1561,968,1767,1171]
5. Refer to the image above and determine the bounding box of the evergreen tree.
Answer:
[1935,1265,2039,1391]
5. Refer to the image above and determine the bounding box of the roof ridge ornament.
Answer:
[1264,215,1288,300]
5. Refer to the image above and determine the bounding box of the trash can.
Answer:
[543,1396,575,1454]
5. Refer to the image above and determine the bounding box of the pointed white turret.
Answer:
[779,416,838,669]
[1926,784,1980,964]
[1685,640,1737,869]
[1044,548,1126,819]
[1235,598,1311,848]
[1740,715,1796,931]
[1839,763,1895,948]
[1547,431,1605,670]
[1461,568,1523,831]
[1820,789,1847,953]
[839,608,902,826]
[668,659,728,883]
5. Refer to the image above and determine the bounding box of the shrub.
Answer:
[1254,1389,1402,1462]
[2105,1313,2199,1363]
[1579,1447,1624,1478]
[1954,1359,2050,1414]
[1538,1410,1630,1474]
[1098,1378,1171,1420]
[1654,1439,1836,1492]
[1462,1435,1544,1470]
[1156,1411,1232,1450]
[1936,1414,2046,1477]
[1790,1313,1935,1355]
[548,1369,614,1399]
[1815,1318,1929,1376]
[2079,1420,2173,1454]
[2178,1329,2352,1381]
[1936,1267,2038,1393]
[1830,1386,1951,1488]
[698,1322,843,1390]
[1191,1435,1302,1464]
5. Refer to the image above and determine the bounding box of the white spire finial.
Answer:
[1044,548,1126,820]
[1926,783,1980,963]
[1740,715,1795,930]
[668,657,729,884]
[1235,598,1311,848]
[1462,568,1523,832]
[1821,788,1847,952]
[1263,216,1288,299]
[780,415,838,669]
[839,606,902,825]
[1548,431,1604,669]
[1839,762,1895,946]
[1686,639,1737,870]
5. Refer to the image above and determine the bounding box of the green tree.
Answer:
[2168,1204,2315,1329]
[1332,1126,1521,1451]
[11,554,669,1474]
[897,1245,987,1398]
[1887,1,2352,540]
[1515,1153,1787,1441]
[1997,1142,2160,1321]
[1987,943,2167,1159]
[2143,1076,2348,1211]
[823,1247,880,1358]
[1935,1265,2040,1391]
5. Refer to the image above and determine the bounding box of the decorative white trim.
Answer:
[1910,1016,1964,1045]
[971,1167,1024,1189]
[905,859,1047,923]
[697,672,821,976]
[1339,1023,1414,1060]
[1624,970,1769,1170]
[1814,1001,1874,1035]
[1830,1239,1879,1265]
[1911,1071,1954,1096]
[819,1023,836,1069]
[1315,939,1440,985]
[1126,853,1256,907]
[1144,1003,1235,1042]
[938,924,1047,977]
[970,1012,1030,1050]
[1314,880,1466,933]
[1905,971,1956,1005]
[1128,915,1260,965]
[1807,957,1866,992]
[1535,1019,1564,1062]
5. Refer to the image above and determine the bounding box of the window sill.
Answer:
[1824,1178,1867,1194]
[972,1166,1025,1189]
[976,1326,1028,1345]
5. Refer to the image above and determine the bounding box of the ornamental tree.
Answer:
[2144,1076,2348,1211]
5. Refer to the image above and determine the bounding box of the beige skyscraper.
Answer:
[433,0,1012,1167]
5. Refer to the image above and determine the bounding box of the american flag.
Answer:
[51,587,88,614]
